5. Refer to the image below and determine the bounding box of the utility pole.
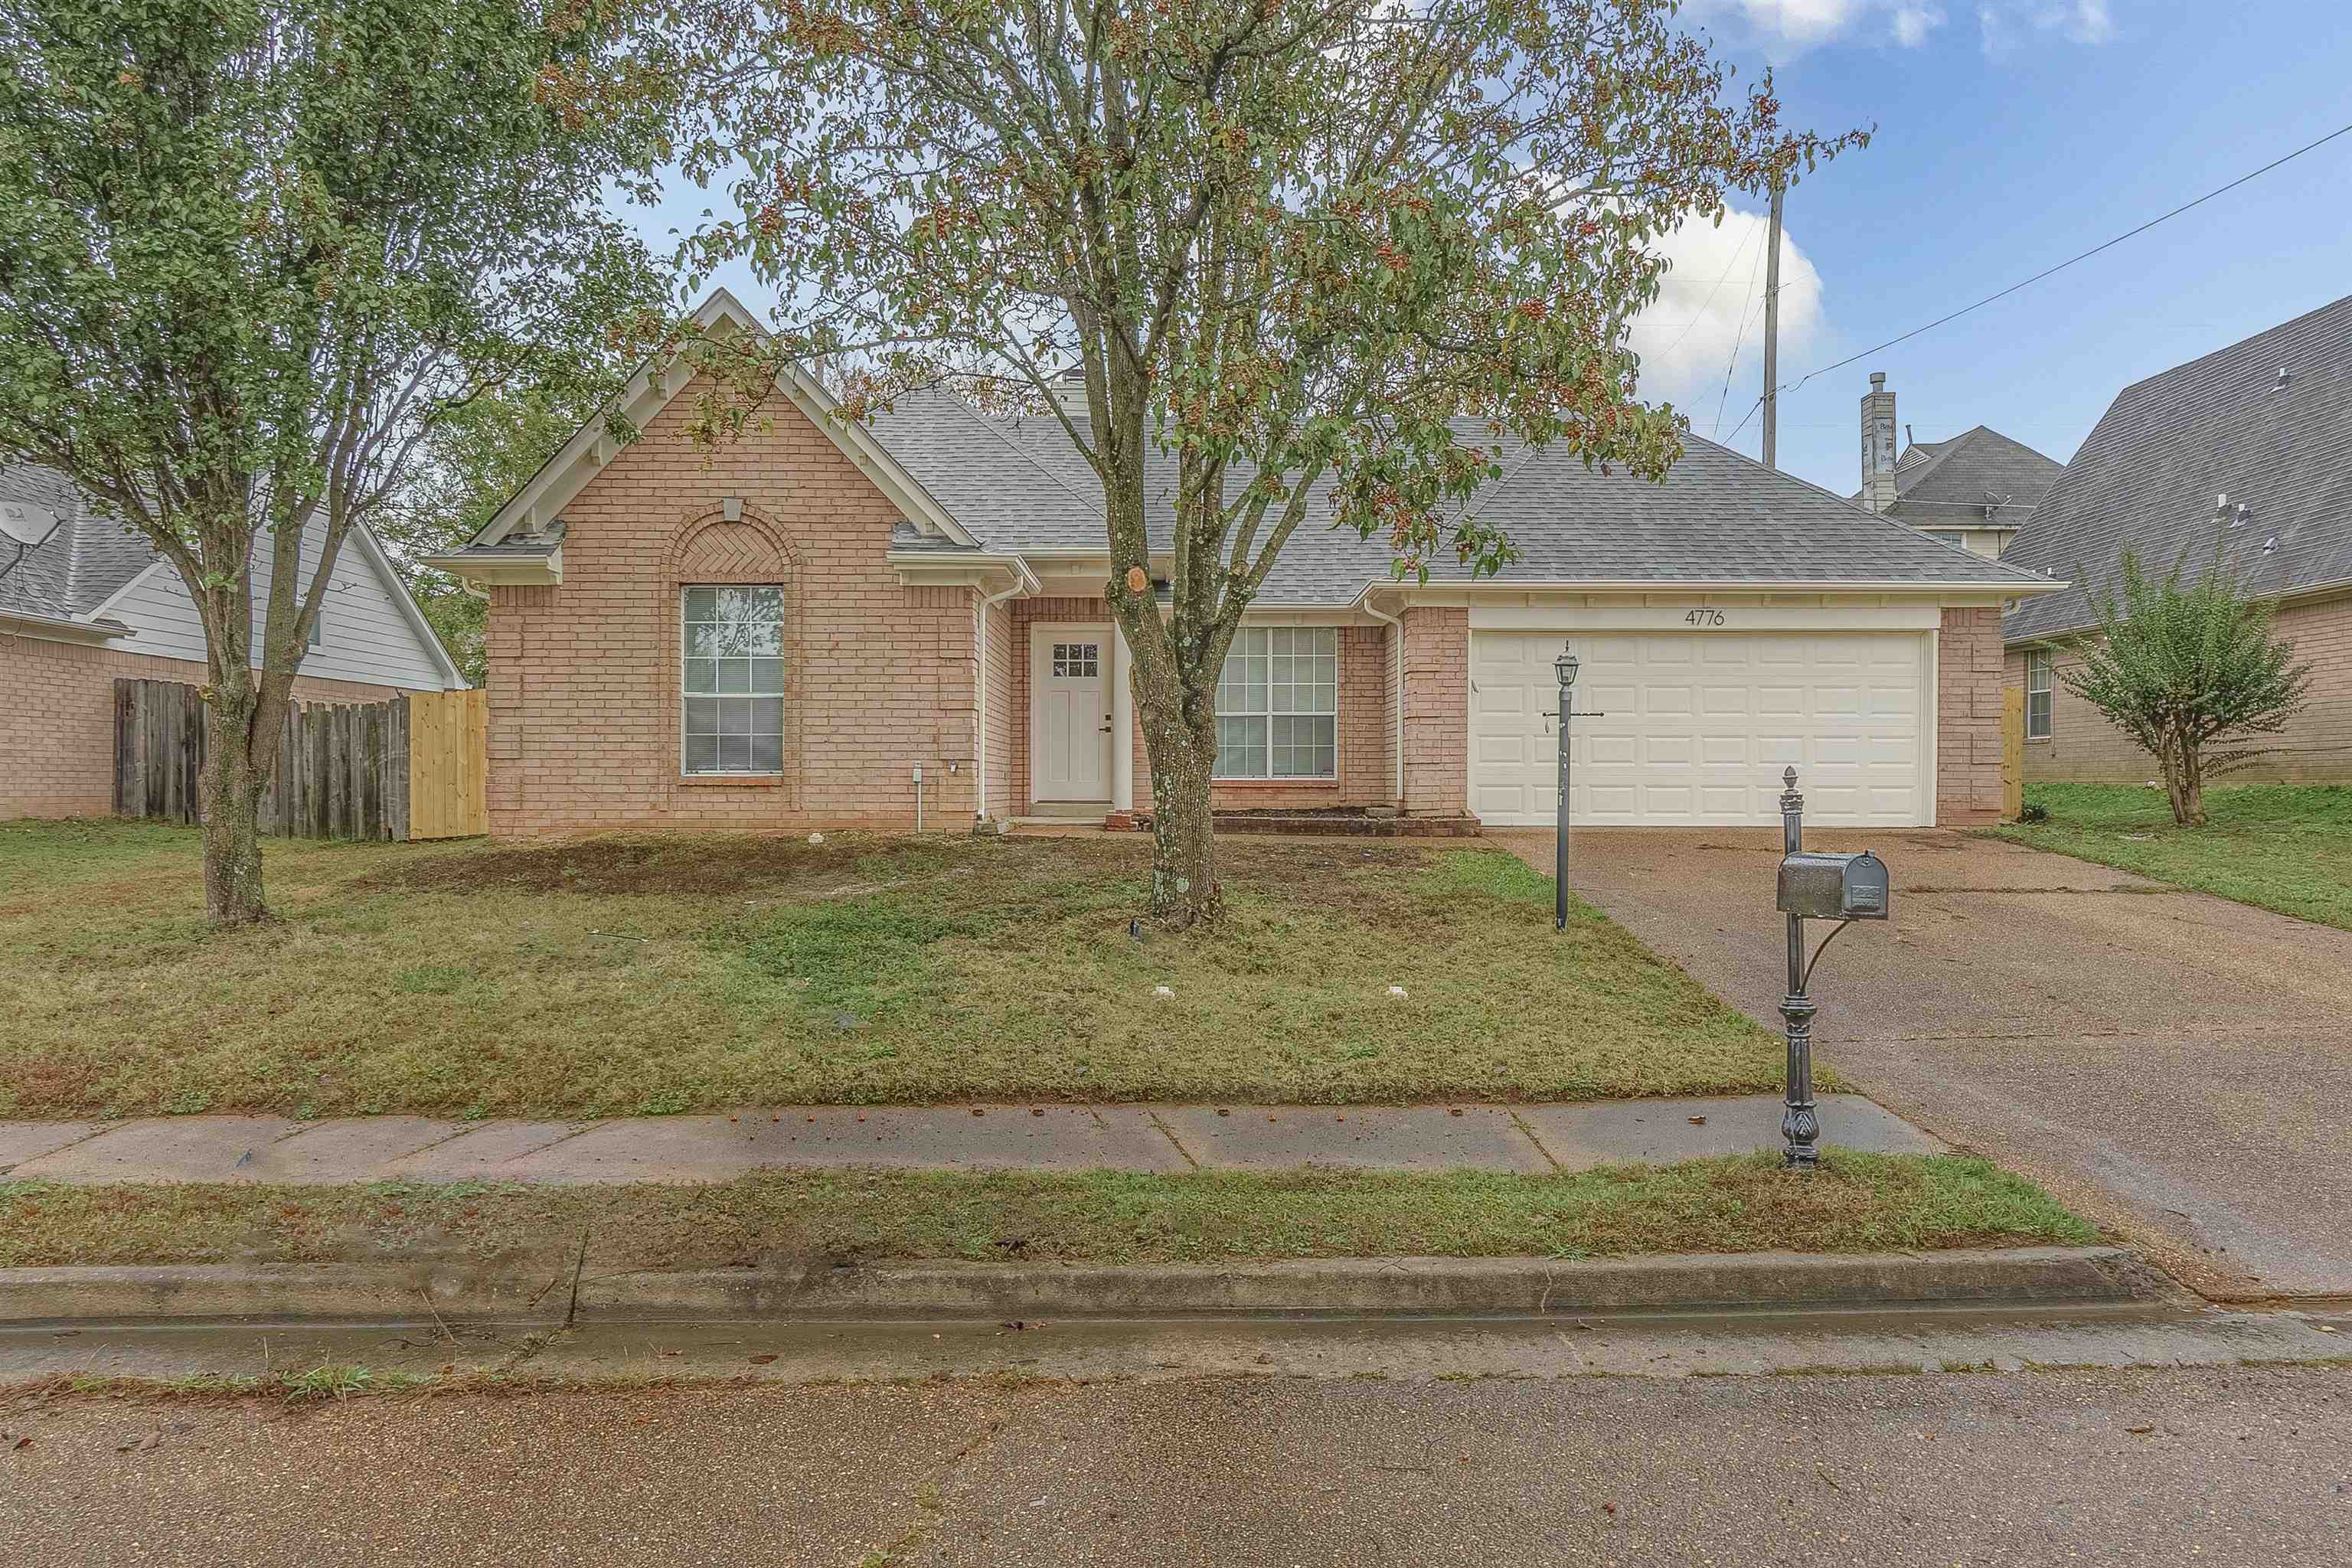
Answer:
[1761,176,1783,470]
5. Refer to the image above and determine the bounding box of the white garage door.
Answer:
[1468,630,1931,828]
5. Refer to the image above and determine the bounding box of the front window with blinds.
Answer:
[1215,626,1337,779]
[681,586,786,774]
[2025,649,2053,740]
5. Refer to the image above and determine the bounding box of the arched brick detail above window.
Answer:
[658,508,807,808]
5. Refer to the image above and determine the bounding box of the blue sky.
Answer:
[1650,0,2352,494]
[624,2,2352,499]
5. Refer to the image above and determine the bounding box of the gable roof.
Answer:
[0,462,155,621]
[1864,426,2063,528]
[866,388,2054,604]
[462,288,978,555]
[0,459,466,688]
[2004,292,2352,643]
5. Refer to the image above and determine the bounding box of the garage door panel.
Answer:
[1468,629,1928,828]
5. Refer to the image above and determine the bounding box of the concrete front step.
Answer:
[0,1095,1942,1187]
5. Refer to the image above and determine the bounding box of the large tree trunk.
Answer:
[1135,670,1222,929]
[199,681,270,927]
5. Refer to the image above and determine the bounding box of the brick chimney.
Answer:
[1860,371,1899,513]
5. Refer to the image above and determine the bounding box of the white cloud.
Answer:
[1689,0,2115,55]
[1893,5,1945,47]
[1624,207,1824,425]
[1682,0,1944,54]
[1983,0,2115,54]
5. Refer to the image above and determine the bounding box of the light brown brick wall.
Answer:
[1,632,403,819]
[2009,593,2352,784]
[482,381,982,837]
[1400,606,1468,815]
[1936,607,2005,825]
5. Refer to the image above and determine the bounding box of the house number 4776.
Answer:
[1683,609,1726,627]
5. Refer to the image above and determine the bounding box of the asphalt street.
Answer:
[7,1356,2349,1566]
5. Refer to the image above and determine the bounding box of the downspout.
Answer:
[974,572,1027,822]
[1361,592,1406,806]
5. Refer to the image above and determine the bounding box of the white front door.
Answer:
[1468,629,1931,828]
[1031,626,1112,803]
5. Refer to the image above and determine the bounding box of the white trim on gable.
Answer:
[346,522,469,690]
[472,288,980,553]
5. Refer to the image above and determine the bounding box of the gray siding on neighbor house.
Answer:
[102,524,456,691]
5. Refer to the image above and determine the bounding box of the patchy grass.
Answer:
[1984,782,2352,930]
[0,822,1778,1117]
[0,1154,2092,1269]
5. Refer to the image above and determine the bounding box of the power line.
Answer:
[1656,219,1762,361]
[1711,240,1769,439]
[1722,116,2352,446]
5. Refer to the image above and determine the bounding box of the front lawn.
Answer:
[1984,782,2352,930]
[0,821,1777,1117]
[0,1153,2092,1269]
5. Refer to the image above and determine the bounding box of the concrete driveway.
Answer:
[1491,827,2352,1299]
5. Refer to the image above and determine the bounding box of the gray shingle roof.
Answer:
[2004,292,2352,644]
[863,392,2047,603]
[1863,426,2063,527]
[0,462,156,620]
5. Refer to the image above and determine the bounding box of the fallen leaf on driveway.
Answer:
[2126,1424,2154,1434]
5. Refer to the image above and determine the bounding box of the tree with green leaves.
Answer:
[0,0,674,925]
[2061,546,2312,827]
[379,379,643,687]
[647,0,1857,926]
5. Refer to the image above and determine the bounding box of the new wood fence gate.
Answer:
[113,680,487,841]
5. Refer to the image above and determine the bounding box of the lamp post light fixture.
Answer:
[1551,642,1602,933]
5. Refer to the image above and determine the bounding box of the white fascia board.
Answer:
[475,288,978,552]
[417,549,562,589]
[1,607,134,644]
[884,552,1040,595]
[1354,577,2067,610]
[80,557,171,623]
[1470,603,1945,632]
[350,522,469,689]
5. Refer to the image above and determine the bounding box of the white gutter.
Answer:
[0,608,134,645]
[1359,590,1406,805]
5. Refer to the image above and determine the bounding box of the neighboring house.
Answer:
[2004,292,2352,783]
[422,289,2061,839]
[1849,371,2063,560]
[0,465,469,819]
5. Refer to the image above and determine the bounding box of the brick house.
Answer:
[2004,292,2352,782]
[424,290,2060,838]
[1,466,469,820]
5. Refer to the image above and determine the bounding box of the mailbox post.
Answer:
[1772,766,1890,1169]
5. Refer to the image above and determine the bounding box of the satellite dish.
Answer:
[1,501,60,549]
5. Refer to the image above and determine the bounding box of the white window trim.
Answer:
[680,583,788,777]
[2025,648,2053,740]
[1214,625,1340,781]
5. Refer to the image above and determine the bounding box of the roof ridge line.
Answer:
[932,392,1104,525]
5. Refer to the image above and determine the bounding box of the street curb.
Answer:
[0,1247,2166,1325]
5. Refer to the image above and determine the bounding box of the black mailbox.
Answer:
[1776,849,1890,922]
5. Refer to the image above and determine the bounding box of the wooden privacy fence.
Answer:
[113,680,487,841]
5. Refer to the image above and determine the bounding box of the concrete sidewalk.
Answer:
[0,1095,1942,1186]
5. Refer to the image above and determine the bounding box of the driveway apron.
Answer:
[1491,827,2352,1298]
